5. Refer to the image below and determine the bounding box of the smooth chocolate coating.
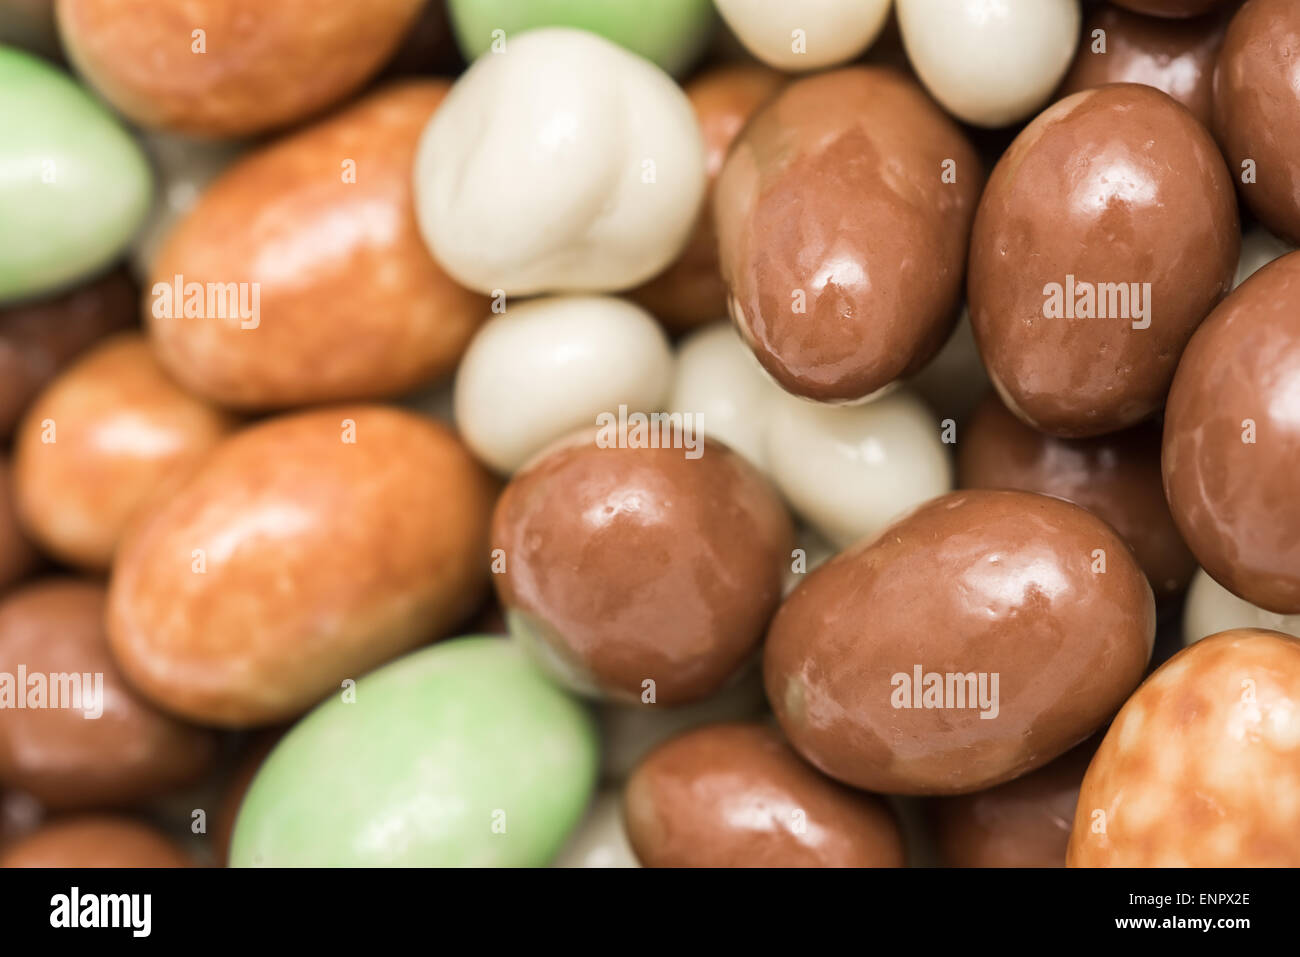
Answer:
[1163,251,1300,614]
[0,457,38,593]
[715,67,982,403]
[1112,0,1233,17]
[958,392,1195,601]
[624,723,905,868]
[0,816,191,867]
[968,84,1239,437]
[1069,628,1300,866]
[765,489,1155,794]
[0,579,217,808]
[492,431,793,706]
[1213,0,1300,245]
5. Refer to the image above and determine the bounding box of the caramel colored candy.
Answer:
[766,489,1155,794]
[0,457,38,592]
[56,0,424,137]
[958,392,1195,601]
[492,431,793,705]
[715,67,982,403]
[969,84,1238,437]
[1069,629,1300,867]
[630,65,785,333]
[14,334,237,570]
[107,405,497,726]
[625,723,905,868]
[1163,251,1300,614]
[149,81,487,409]
[0,815,191,867]
[0,580,216,808]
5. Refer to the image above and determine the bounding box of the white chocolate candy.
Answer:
[713,0,891,71]
[552,791,639,868]
[1184,568,1300,646]
[907,309,989,426]
[764,386,953,549]
[414,27,706,295]
[897,0,1080,128]
[454,295,672,474]
[1235,225,1297,289]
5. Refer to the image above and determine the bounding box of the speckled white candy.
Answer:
[764,387,953,548]
[897,0,1080,128]
[413,27,705,295]
[1235,225,1297,289]
[1184,568,1300,646]
[454,295,672,474]
[552,791,639,868]
[713,0,891,71]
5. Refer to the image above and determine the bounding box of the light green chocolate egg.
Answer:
[230,637,599,867]
[0,46,151,303]
[447,0,716,75]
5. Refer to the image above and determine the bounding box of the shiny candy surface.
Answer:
[713,0,891,71]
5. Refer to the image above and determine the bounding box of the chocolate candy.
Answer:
[231,638,598,866]
[13,334,237,570]
[56,0,424,137]
[107,405,497,726]
[492,430,793,705]
[715,67,982,403]
[0,580,216,808]
[713,0,891,71]
[553,791,638,868]
[1163,252,1300,614]
[1113,0,1233,17]
[958,392,1195,601]
[969,84,1239,437]
[624,723,905,867]
[1213,0,1300,245]
[0,816,191,867]
[766,489,1155,794]
[150,81,487,409]
[1184,569,1300,646]
[0,457,38,593]
[1069,628,1300,866]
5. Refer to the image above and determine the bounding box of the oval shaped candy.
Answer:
[0,816,191,867]
[713,0,891,71]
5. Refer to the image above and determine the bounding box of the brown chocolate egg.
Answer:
[149,81,488,409]
[624,723,905,868]
[968,84,1239,437]
[630,65,785,334]
[1056,2,1231,126]
[107,405,497,727]
[0,815,191,867]
[1213,0,1300,245]
[492,430,793,706]
[0,579,216,808]
[1163,251,1300,614]
[56,0,424,137]
[958,392,1195,601]
[1112,0,1234,17]
[714,67,982,403]
[0,457,38,593]
[765,489,1155,794]
[13,334,237,570]
[1068,628,1300,867]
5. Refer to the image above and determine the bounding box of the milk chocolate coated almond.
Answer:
[0,815,191,867]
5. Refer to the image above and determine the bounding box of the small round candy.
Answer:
[492,430,793,705]
[1163,251,1300,614]
[907,311,990,428]
[553,791,638,868]
[713,0,891,71]
[764,386,952,549]
[1214,0,1300,245]
[414,28,705,296]
[1113,0,1233,17]
[14,334,237,570]
[897,0,1080,128]
[766,490,1155,794]
[624,723,905,868]
[1235,225,1295,289]
[1184,569,1300,647]
[0,47,151,304]
[0,816,191,867]
[231,638,598,867]
[969,84,1239,437]
[1068,629,1300,867]
[0,457,38,592]
[454,296,672,474]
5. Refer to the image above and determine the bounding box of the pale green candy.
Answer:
[448,0,716,75]
[230,637,599,867]
[0,46,152,303]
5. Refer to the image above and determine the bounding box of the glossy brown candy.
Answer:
[624,723,905,868]
[714,67,982,403]
[968,84,1238,437]
[1213,0,1300,245]
[958,392,1195,601]
[1163,252,1300,614]
[492,430,793,706]
[107,405,497,727]
[0,816,191,867]
[0,457,38,592]
[1069,629,1300,867]
[765,489,1155,794]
